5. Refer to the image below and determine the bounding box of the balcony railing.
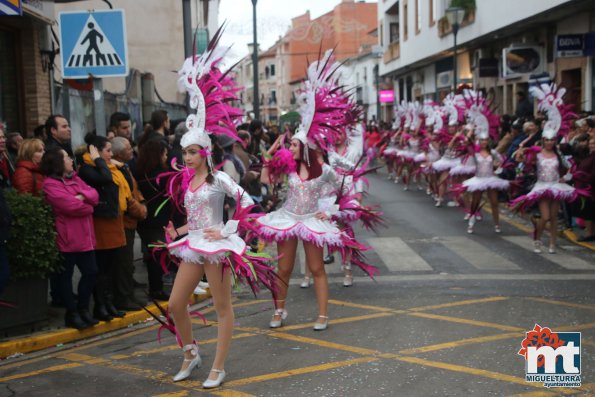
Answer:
[383,41,400,63]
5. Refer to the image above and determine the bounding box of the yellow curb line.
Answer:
[485,204,595,252]
[0,293,211,359]
[562,228,595,251]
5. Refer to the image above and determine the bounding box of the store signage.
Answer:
[556,34,584,58]
[379,90,394,103]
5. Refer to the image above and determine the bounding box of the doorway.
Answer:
[560,68,582,111]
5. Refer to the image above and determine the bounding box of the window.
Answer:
[389,22,400,43]
[270,64,275,77]
[415,0,421,34]
[270,90,277,105]
[429,0,436,26]
[403,0,408,41]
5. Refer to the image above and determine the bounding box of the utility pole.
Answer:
[252,0,260,120]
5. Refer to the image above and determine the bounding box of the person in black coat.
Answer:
[78,133,128,321]
[0,188,11,296]
[134,139,171,300]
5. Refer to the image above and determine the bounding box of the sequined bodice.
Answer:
[408,138,420,153]
[185,172,253,231]
[475,152,497,178]
[284,165,337,215]
[444,147,457,159]
[537,153,559,183]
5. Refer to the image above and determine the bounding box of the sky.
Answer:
[218,0,371,62]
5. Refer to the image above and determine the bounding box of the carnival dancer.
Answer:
[511,83,586,254]
[383,102,406,180]
[256,50,373,331]
[453,93,507,234]
[401,102,425,191]
[327,120,366,287]
[162,29,277,388]
[432,93,465,206]
[421,102,443,196]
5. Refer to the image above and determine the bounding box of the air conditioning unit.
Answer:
[436,70,453,88]
[502,45,545,79]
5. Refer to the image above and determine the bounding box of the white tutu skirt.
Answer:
[511,181,579,211]
[413,153,427,163]
[256,208,344,247]
[168,230,246,264]
[526,181,576,200]
[462,176,510,192]
[432,157,460,172]
[400,150,417,161]
[449,163,477,176]
[383,147,399,158]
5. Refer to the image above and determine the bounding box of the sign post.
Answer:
[59,9,128,135]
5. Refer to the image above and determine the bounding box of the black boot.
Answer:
[93,304,114,322]
[65,310,90,330]
[78,309,99,326]
[105,301,126,318]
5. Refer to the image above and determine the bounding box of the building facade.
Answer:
[378,0,595,121]
[340,50,381,121]
[236,0,379,123]
[0,0,55,135]
[54,0,220,104]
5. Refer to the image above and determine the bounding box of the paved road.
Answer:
[1,172,594,396]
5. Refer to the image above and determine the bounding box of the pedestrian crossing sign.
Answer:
[59,9,128,79]
[0,0,21,16]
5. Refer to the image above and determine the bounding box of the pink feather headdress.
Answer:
[178,26,242,169]
[463,89,500,141]
[293,49,353,161]
[442,92,466,127]
[529,83,576,139]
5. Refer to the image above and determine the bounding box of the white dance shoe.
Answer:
[202,369,226,389]
[269,308,287,328]
[173,344,201,382]
[313,315,329,331]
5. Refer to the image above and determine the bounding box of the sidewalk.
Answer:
[0,236,211,360]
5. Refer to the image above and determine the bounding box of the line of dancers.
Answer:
[379,85,588,252]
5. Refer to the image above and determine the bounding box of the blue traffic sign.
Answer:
[59,9,128,79]
[0,0,22,16]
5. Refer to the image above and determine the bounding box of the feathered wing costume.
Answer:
[510,83,588,212]
[255,50,351,247]
[254,51,378,277]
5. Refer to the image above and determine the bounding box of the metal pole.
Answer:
[453,24,458,92]
[375,64,380,122]
[93,78,106,136]
[182,0,192,58]
[252,0,260,120]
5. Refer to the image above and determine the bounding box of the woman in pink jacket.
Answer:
[41,147,99,330]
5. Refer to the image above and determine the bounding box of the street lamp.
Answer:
[371,45,384,123]
[445,7,465,92]
[252,0,260,120]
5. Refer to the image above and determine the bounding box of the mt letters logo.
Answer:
[518,324,581,388]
